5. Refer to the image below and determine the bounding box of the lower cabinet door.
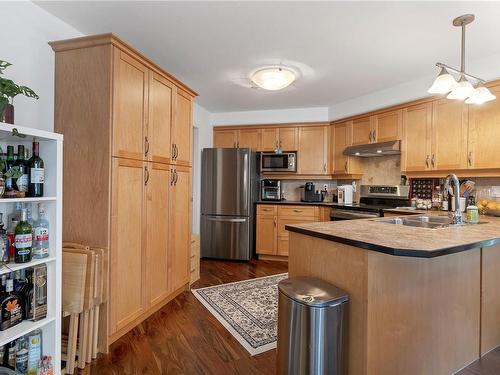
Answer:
[170,166,191,292]
[110,158,146,334]
[256,215,277,255]
[146,163,170,306]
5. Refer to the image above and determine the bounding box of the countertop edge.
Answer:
[285,225,500,258]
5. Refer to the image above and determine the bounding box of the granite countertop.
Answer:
[256,200,336,207]
[256,201,423,214]
[286,214,500,258]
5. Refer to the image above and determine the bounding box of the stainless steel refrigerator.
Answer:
[201,148,259,260]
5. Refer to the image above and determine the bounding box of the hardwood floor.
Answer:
[72,257,500,375]
[74,259,288,375]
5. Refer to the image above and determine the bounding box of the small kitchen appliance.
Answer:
[260,152,297,172]
[301,182,325,202]
[261,180,281,201]
[337,185,354,204]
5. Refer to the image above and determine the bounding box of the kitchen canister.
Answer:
[466,205,479,224]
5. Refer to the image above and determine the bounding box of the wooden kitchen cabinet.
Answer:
[332,121,361,176]
[213,129,238,148]
[298,126,329,175]
[260,128,279,151]
[374,109,402,143]
[112,49,148,160]
[169,166,192,292]
[260,127,298,152]
[172,89,193,166]
[468,85,500,169]
[110,158,146,333]
[431,99,468,170]
[51,34,196,346]
[352,116,373,146]
[237,128,261,149]
[148,72,173,164]
[402,103,432,172]
[256,205,277,255]
[146,163,170,307]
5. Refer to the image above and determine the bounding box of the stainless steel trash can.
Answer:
[277,277,348,375]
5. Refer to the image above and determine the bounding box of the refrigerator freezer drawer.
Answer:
[201,215,252,261]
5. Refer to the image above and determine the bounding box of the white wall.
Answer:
[212,106,329,126]
[0,1,82,131]
[192,102,213,234]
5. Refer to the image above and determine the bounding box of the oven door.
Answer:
[331,209,380,220]
[260,153,296,172]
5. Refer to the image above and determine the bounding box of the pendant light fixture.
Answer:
[428,14,495,104]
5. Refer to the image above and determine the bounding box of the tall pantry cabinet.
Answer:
[50,34,196,346]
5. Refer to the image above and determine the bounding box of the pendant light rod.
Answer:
[461,22,465,72]
[452,14,474,73]
[435,63,484,84]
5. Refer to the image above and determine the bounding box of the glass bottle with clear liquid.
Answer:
[32,203,49,259]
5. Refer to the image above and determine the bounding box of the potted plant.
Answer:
[0,60,39,124]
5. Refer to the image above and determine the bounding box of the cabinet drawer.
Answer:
[278,217,317,237]
[278,205,317,218]
[258,204,278,216]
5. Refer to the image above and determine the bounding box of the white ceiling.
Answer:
[36,1,500,113]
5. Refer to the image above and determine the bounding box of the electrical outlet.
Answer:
[323,184,328,191]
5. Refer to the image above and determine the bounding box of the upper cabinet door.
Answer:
[261,128,279,151]
[148,72,173,164]
[278,128,298,151]
[352,117,373,145]
[431,99,468,170]
[333,122,349,174]
[237,128,261,150]
[145,162,170,307]
[112,49,148,160]
[298,126,329,174]
[172,89,193,166]
[468,85,500,169]
[213,129,237,148]
[402,103,432,172]
[374,110,402,143]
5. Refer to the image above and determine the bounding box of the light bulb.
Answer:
[447,76,475,100]
[465,86,496,104]
[428,68,457,94]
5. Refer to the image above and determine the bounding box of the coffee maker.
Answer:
[302,182,326,202]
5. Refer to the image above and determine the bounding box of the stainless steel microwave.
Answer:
[260,152,297,172]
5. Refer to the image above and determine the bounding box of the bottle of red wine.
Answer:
[13,145,28,194]
[28,141,44,197]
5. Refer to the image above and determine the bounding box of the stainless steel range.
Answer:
[331,185,410,220]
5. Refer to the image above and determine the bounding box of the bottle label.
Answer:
[15,348,28,373]
[15,234,32,249]
[1,297,22,330]
[31,168,45,184]
[35,227,49,241]
[5,177,12,190]
[33,246,49,257]
[17,174,29,192]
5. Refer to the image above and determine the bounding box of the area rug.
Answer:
[191,273,288,356]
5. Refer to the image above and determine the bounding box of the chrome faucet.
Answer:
[443,173,464,225]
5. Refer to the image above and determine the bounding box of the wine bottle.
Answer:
[13,145,28,194]
[3,146,15,192]
[14,209,32,263]
[0,279,23,331]
[28,141,44,197]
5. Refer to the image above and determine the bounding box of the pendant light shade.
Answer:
[428,67,457,94]
[250,66,296,91]
[465,86,497,104]
[447,76,475,100]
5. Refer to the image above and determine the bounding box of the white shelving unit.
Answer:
[0,121,62,373]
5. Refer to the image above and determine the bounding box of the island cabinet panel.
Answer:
[213,129,237,148]
[468,85,500,169]
[431,99,468,170]
[402,103,432,172]
[112,49,148,160]
[480,244,500,356]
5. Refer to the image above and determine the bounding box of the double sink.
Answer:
[377,215,477,229]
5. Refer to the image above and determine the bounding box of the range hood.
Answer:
[343,140,401,157]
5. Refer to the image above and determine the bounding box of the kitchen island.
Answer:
[285,215,500,375]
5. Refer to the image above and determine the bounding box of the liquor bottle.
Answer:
[0,213,9,264]
[15,335,29,374]
[28,141,44,197]
[32,204,49,259]
[15,209,32,263]
[13,145,29,194]
[3,146,15,192]
[0,278,23,331]
[27,329,42,375]
[7,218,18,263]
[6,340,16,369]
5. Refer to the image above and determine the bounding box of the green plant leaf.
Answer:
[0,97,7,117]
[0,61,11,75]
[18,86,39,100]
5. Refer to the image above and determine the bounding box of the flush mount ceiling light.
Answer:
[250,66,297,91]
[428,14,496,104]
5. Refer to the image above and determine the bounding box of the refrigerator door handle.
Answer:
[206,217,248,223]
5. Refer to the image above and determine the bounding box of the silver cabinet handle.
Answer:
[145,136,150,156]
[344,160,348,173]
[170,169,174,185]
[237,141,240,148]
[172,144,176,159]
[372,130,376,142]
[174,144,179,159]
[293,209,303,213]
[323,163,327,172]
[206,217,247,223]
[174,169,178,185]
[431,154,435,168]
[468,151,473,167]
[425,155,430,168]
[144,166,149,186]
[262,208,272,211]
[369,130,373,143]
